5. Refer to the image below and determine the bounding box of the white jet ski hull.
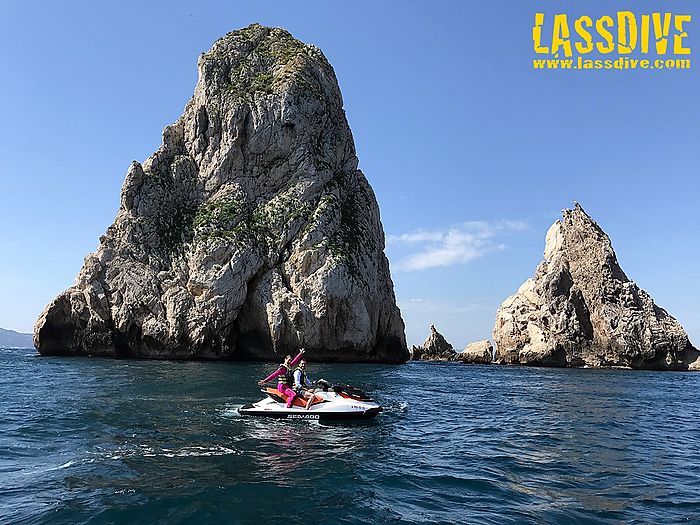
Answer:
[239,386,382,420]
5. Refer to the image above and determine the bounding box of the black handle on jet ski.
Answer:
[314,379,332,391]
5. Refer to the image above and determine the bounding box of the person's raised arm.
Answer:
[258,366,284,385]
[289,348,306,366]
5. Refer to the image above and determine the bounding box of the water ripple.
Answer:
[1,349,700,524]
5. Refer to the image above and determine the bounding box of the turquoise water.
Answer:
[1,347,699,524]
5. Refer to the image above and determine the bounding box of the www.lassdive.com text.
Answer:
[532,11,691,70]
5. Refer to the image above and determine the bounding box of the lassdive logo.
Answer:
[532,12,692,70]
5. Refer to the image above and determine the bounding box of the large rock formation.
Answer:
[493,203,699,370]
[410,325,455,361]
[35,24,408,363]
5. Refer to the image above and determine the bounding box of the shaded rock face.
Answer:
[456,340,493,364]
[493,204,699,370]
[35,24,408,363]
[410,325,455,361]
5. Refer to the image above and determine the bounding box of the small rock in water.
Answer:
[456,340,493,364]
[410,325,455,361]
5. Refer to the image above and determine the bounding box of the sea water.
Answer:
[1,347,699,524]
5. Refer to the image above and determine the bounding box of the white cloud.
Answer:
[388,220,527,271]
[387,230,444,244]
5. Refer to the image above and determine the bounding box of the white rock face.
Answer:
[457,340,493,364]
[34,24,408,363]
[492,204,699,370]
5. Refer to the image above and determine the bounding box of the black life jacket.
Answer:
[277,365,293,387]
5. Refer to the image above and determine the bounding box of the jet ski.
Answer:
[238,379,382,420]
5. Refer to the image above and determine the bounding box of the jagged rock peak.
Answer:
[423,324,453,353]
[34,24,408,363]
[410,325,455,361]
[493,203,699,370]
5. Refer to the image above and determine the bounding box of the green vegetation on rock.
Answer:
[156,206,196,255]
[192,191,312,252]
[204,24,326,100]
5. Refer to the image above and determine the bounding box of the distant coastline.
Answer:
[0,327,33,349]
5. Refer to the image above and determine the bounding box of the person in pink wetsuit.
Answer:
[258,349,305,408]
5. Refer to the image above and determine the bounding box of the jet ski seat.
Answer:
[264,387,322,408]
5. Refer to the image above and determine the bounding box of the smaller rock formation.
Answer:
[410,325,455,361]
[456,340,493,364]
[493,203,699,370]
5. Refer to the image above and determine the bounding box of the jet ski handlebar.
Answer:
[315,379,332,391]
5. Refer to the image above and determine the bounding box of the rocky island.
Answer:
[410,325,493,364]
[34,24,408,362]
[410,325,455,362]
[492,204,699,370]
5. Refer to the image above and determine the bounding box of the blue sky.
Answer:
[0,1,698,348]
